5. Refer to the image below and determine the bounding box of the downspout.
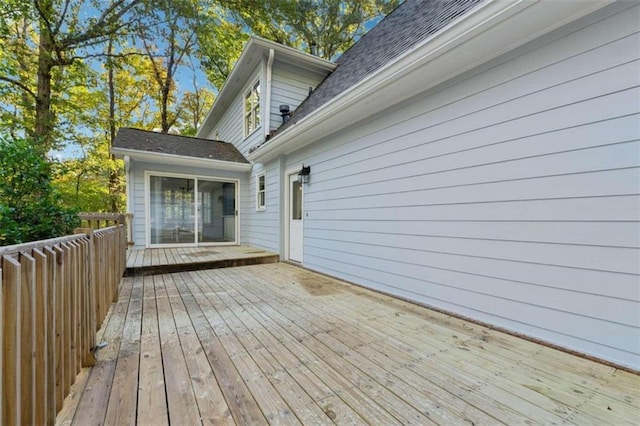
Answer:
[264,48,275,140]
[124,155,131,213]
[124,155,132,244]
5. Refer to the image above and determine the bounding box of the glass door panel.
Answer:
[198,180,236,243]
[149,176,196,244]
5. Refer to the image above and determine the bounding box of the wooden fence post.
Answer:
[74,228,97,367]
[19,252,35,426]
[0,225,124,423]
[2,255,22,426]
[43,246,57,425]
[32,249,48,426]
[52,245,65,412]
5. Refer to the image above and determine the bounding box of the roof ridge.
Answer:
[120,127,235,145]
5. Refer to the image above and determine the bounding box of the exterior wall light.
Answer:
[298,165,311,184]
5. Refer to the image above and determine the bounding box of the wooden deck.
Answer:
[58,263,639,425]
[125,245,279,275]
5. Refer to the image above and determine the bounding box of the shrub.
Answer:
[0,138,80,246]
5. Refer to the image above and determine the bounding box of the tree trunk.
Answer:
[107,38,120,212]
[34,22,54,151]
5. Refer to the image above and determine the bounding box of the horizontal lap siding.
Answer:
[245,62,328,252]
[243,161,281,252]
[287,4,640,368]
[210,66,263,157]
[271,62,327,131]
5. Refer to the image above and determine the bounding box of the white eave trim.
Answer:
[111,147,252,172]
[248,0,615,163]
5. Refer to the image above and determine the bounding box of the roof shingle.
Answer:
[114,128,249,164]
[279,0,484,131]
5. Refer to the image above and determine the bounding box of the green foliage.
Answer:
[195,7,248,89]
[218,0,401,60]
[0,0,394,218]
[0,137,80,246]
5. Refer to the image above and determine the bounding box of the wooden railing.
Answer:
[0,225,126,425]
[79,212,133,246]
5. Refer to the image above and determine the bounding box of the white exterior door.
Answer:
[289,173,303,262]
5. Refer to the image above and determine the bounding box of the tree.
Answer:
[0,0,144,151]
[138,0,199,133]
[0,137,79,245]
[194,6,248,89]
[218,0,401,60]
[53,49,160,212]
[175,57,215,136]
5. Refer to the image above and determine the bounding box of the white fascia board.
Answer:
[248,0,614,163]
[111,147,252,172]
[252,36,336,72]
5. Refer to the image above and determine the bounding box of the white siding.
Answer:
[201,56,327,253]
[209,65,264,156]
[270,61,327,130]
[282,4,640,369]
[129,159,249,247]
[242,160,282,252]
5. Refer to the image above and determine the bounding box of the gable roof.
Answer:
[196,36,336,139]
[113,127,249,164]
[249,0,611,162]
[279,0,484,132]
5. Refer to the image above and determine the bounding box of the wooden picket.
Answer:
[0,225,126,425]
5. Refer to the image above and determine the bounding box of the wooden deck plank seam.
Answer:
[253,265,640,423]
[191,268,432,425]
[202,268,502,426]
[60,262,640,426]
[185,270,354,425]
[172,274,268,424]
[225,266,589,424]
[178,272,291,424]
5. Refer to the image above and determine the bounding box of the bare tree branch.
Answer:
[33,0,56,38]
[59,0,141,49]
[54,0,72,34]
[0,75,37,100]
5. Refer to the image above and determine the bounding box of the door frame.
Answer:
[283,165,304,263]
[144,170,240,248]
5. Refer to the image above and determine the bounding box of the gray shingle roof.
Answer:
[279,0,484,131]
[114,128,249,163]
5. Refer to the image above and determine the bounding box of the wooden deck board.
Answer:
[124,245,279,276]
[163,273,234,425]
[59,263,640,425]
[136,275,168,424]
[155,274,202,425]
[70,276,134,425]
[103,275,143,425]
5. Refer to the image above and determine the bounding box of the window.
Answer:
[256,173,266,210]
[244,80,260,137]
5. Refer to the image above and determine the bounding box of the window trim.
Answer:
[256,173,266,211]
[243,78,261,138]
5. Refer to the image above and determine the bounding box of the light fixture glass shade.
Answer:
[298,165,311,184]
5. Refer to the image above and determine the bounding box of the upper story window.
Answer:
[256,173,266,210]
[244,80,260,137]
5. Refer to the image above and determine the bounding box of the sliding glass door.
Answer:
[197,180,236,243]
[149,174,237,246]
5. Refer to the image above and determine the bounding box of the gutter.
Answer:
[248,0,615,163]
[264,48,275,140]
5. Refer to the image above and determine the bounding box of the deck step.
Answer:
[125,254,279,276]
